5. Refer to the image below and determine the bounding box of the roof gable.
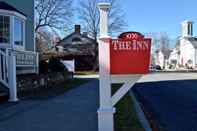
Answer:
[57,32,97,47]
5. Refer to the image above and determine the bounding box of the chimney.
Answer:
[75,25,81,34]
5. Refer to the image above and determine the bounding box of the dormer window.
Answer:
[72,37,81,42]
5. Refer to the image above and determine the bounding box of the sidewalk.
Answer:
[0,79,99,131]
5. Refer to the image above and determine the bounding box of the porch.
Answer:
[0,1,38,102]
[0,48,38,102]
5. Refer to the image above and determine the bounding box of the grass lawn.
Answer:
[112,84,145,131]
[75,71,98,75]
[19,78,89,100]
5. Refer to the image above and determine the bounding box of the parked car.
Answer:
[155,65,162,70]
[149,65,156,71]
[149,65,162,71]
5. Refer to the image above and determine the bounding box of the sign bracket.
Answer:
[111,75,142,106]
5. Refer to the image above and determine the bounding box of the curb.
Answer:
[150,70,197,73]
[129,90,152,131]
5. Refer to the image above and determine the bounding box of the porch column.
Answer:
[8,50,18,102]
[97,3,115,131]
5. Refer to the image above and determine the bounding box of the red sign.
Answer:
[110,32,151,74]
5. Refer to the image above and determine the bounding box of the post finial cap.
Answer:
[98,2,111,9]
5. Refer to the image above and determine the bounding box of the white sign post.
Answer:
[97,3,115,131]
[97,2,144,131]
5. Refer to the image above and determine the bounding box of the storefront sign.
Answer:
[110,32,151,74]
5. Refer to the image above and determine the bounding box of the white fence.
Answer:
[15,50,39,74]
[61,60,75,73]
[15,50,38,67]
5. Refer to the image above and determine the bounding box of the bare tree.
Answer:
[146,32,170,51]
[108,0,127,36]
[78,0,127,70]
[35,0,74,32]
[36,29,53,53]
[36,27,61,51]
[159,33,170,51]
[78,0,127,40]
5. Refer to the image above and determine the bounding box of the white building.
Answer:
[178,20,197,68]
[168,48,180,68]
[155,49,172,69]
[155,50,164,68]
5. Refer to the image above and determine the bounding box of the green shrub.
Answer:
[39,60,48,73]
[48,57,68,72]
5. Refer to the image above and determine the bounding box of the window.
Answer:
[188,23,193,36]
[14,17,23,46]
[0,15,10,43]
[72,37,81,42]
[188,24,190,35]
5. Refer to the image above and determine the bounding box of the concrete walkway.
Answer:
[0,79,99,131]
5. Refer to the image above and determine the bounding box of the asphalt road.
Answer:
[133,73,197,131]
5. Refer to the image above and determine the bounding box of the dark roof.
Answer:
[191,41,197,48]
[0,1,26,16]
[192,41,197,49]
[184,37,197,49]
[187,37,197,41]
[57,32,97,46]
